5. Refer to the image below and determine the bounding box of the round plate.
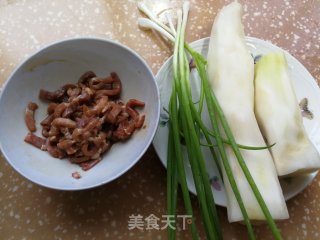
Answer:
[153,37,320,207]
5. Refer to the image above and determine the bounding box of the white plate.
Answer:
[153,37,320,207]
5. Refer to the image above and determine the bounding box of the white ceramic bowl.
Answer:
[0,38,160,190]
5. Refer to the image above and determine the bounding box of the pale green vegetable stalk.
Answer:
[254,53,320,176]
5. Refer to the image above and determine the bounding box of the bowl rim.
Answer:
[0,37,160,190]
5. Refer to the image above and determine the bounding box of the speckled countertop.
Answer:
[0,0,319,239]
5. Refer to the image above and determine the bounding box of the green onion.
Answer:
[166,10,199,239]
[170,4,221,238]
[166,122,178,239]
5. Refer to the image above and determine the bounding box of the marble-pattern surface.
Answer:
[0,0,319,239]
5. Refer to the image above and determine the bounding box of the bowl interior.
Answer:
[0,38,160,190]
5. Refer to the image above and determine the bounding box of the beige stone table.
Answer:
[0,0,319,239]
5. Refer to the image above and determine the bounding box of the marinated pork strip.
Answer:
[105,103,123,124]
[72,171,81,179]
[126,99,145,108]
[89,76,114,90]
[39,88,65,102]
[112,119,136,141]
[80,158,101,171]
[42,126,50,138]
[25,102,38,132]
[79,87,95,103]
[135,115,145,129]
[51,118,77,129]
[46,139,65,159]
[24,133,46,150]
[62,101,79,118]
[53,103,68,118]
[93,72,122,98]
[47,103,58,114]
[40,114,54,126]
[78,71,96,84]
[86,96,108,117]
[57,139,77,155]
[126,99,146,128]
[67,87,81,100]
